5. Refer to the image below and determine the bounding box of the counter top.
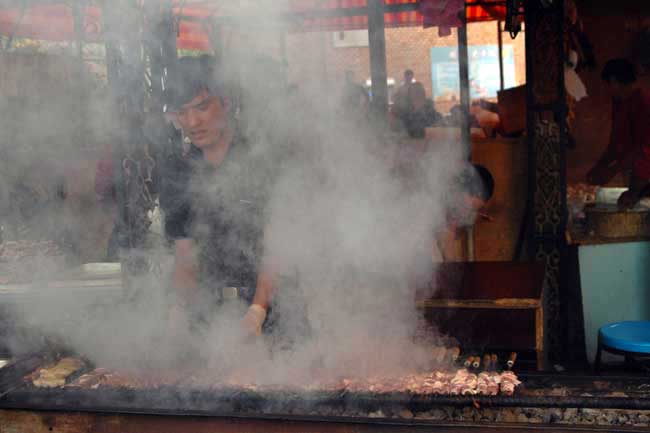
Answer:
[0,263,123,297]
[567,226,650,246]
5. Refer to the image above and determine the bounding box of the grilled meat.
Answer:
[30,357,85,388]
[499,370,521,396]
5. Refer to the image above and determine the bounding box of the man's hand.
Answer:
[617,189,641,210]
[242,304,267,337]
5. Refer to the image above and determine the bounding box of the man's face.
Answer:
[174,89,229,149]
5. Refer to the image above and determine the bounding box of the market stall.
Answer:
[0,0,630,431]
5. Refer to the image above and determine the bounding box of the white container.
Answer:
[595,187,627,205]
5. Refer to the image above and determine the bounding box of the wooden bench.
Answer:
[415,261,547,370]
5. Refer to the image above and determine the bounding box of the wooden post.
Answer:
[102,0,149,282]
[457,9,471,156]
[71,1,84,59]
[144,0,177,112]
[320,30,329,97]
[525,0,568,364]
[367,0,388,115]
[536,301,547,370]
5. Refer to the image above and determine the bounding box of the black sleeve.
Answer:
[159,155,193,240]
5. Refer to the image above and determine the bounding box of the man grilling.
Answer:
[586,58,650,209]
[160,56,272,336]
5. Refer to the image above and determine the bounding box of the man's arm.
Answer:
[172,238,200,303]
[242,226,278,336]
[436,224,461,263]
[252,266,274,309]
[241,266,274,337]
[587,103,625,185]
[587,139,620,185]
[619,95,650,209]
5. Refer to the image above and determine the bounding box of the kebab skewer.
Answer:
[507,352,517,370]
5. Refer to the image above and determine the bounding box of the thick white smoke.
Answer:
[1,0,475,388]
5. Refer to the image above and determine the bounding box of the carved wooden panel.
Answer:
[532,17,562,104]
[526,0,568,363]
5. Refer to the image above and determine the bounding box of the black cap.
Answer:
[165,55,227,112]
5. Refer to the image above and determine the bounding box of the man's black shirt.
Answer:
[160,136,269,291]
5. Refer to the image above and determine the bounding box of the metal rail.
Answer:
[4,354,650,421]
[1,410,649,433]
[3,382,650,414]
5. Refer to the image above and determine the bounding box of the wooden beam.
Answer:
[416,298,541,309]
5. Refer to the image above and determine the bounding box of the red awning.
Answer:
[0,1,508,52]
[466,0,507,22]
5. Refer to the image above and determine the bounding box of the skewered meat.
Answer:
[65,367,522,396]
[449,368,470,395]
[69,368,181,389]
[477,372,501,396]
[499,370,521,396]
[60,356,523,396]
[30,358,85,388]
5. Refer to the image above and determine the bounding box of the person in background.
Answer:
[586,58,650,209]
[160,55,274,337]
[392,69,415,126]
[341,70,370,116]
[393,69,415,113]
[401,81,442,138]
[435,164,495,262]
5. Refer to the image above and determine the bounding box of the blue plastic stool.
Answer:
[595,321,650,373]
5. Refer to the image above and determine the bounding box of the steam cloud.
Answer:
[2,0,474,388]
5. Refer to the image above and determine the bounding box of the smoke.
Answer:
[252,93,465,382]
[1,0,476,389]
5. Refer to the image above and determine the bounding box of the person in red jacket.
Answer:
[586,58,650,209]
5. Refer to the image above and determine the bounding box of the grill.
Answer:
[2,354,650,432]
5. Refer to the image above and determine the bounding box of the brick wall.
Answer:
[285,22,527,111]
